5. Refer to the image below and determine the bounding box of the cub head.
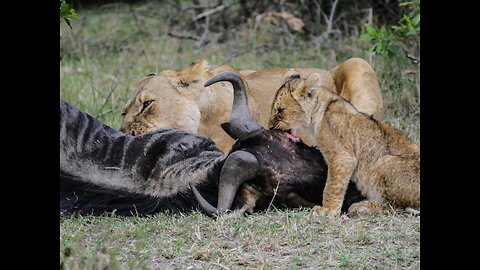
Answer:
[120,60,209,135]
[269,70,323,132]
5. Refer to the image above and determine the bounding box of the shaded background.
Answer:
[60,0,420,142]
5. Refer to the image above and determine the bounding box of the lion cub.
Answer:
[268,72,420,216]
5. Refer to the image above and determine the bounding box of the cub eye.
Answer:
[121,112,126,116]
[140,100,154,113]
[276,107,285,114]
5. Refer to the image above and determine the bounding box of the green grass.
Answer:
[60,2,420,269]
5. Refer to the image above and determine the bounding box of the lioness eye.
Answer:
[121,112,126,116]
[277,107,284,114]
[141,100,154,113]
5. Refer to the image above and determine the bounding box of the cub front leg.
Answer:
[238,184,263,215]
[220,184,263,220]
[314,154,357,216]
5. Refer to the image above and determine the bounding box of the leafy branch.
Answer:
[360,0,420,63]
[60,0,79,29]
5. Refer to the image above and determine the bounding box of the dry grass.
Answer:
[60,1,420,269]
[61,209,419,269]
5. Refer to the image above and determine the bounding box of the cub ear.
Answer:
[305,72,321,87]
[281,69,301,83]
[123,99,132,112]
[221,122,238,140]
[298,72,321,98]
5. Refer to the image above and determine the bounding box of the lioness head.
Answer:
[120,60,211,135]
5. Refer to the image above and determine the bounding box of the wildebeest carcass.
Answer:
[189,71,366,216]
[60,99,230,216]
[60,72,366,217]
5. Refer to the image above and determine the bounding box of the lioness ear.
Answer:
[177,59,209,83]
[187,59,209,74]
[167,60,209,94]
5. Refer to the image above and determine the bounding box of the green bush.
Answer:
[360,0,419,63]
[60,0,79,29]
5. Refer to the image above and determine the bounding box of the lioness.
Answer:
[121,58,383,152]
[269,72,420,216]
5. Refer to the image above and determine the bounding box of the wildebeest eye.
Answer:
[276,107,285,114]
[140,100,154,113]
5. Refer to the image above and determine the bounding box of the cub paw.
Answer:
[312,205,340,217]
[217,209,248,221]
[347,204,372,215]
[347,201,386,216]
[405,207,420,216]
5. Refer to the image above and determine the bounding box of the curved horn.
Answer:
[190,151,260,216]
[204,71,263,140]
[189,182,217,217]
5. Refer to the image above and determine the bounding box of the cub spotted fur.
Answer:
[269,72,420,216]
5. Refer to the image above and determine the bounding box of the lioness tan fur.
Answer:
[121,58,383,152]
[268,72,419,216]
[330,58,383,121]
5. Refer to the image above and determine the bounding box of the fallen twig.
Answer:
[194,4,231,20]
[167,32,200,41]
[215,45,279,66]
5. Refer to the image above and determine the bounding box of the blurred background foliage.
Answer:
[60,0,419,143]
[61,0,419,63]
